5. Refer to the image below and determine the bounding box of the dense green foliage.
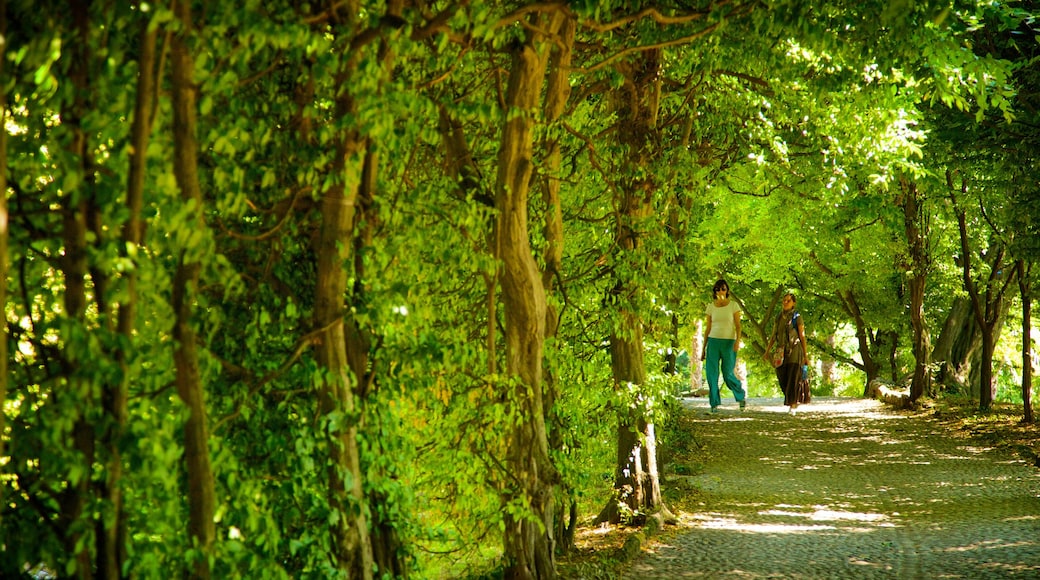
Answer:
[1,0,1037,578]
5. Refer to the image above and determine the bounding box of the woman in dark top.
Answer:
[765,293,810,415]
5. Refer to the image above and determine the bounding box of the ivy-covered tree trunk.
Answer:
[899,176,931,403]
[313,83,376,580]
[169,3,217,576]
[494,12,561,579]
[601,47,670,525]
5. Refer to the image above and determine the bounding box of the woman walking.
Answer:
[701,279,747,413]
[766,292,810,415]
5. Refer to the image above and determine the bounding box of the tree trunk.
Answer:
[690,320,704,393]
[170,3,217,576]
[932,296,981,393]
[59,3,97,576]
[97,15,157,579]
[353,4,409,575]
[604,309,666,521]
[600,47,672,526]
[0,0,8,536]
[494,12,563,578]
[899,176,931,403]
[312,74,376,580]
[540,13,576,556]
[837,290,882,394]
[951,174,1017,411]
[821,335,837,386]
[1019,260,1034,423]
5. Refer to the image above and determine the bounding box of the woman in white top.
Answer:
[701,279,747,413]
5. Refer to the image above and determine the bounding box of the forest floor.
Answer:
[557,395,1040,579]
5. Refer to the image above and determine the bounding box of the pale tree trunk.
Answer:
[821,335,837,386]
[899,175,931,404]
[494,11,566,578]
[0,0,8,535]
[932,296,981,392]
[539,14,576,556]
[690,320,704,393]
[1017,260,1034,424]
[169,3,217,576]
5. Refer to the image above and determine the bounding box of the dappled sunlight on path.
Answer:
[625,397,1040,578]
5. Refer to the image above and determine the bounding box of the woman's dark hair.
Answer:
[712,279,730,298]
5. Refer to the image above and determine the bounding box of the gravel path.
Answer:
[624,396,1040,579]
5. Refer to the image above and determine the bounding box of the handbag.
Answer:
[764,345,783,368]
[798,365,812,404]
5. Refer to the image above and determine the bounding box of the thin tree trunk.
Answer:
[822,335,837,385]
[60,2,96,576]
[99,14,158,578]
[0,0,8,535]
[690,320,704,393]
[494,12,562,578]
[352,16,403,571]
[950,174,1017,411]
[169,2,216,576]
[1019,260,1034,423]
[899,175,931,404]
[839,289,883,395]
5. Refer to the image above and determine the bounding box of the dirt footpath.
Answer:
[624,397,1040,579]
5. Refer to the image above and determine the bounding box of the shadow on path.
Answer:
[625,397,1040,579]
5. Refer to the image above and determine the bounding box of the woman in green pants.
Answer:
[701,279,746,413]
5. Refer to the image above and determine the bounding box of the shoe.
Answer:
[710,407,719,414]
[789,406,797,416]
[739,400,746,411]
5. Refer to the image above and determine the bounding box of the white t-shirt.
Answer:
[706,301,740,340]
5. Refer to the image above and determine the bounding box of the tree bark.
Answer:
[99,12,159,579]
[950,174,1017,411]
[59,2,97,576]
[899,175,931,404]
[540,13,576,556]
[169,2,217,576]
[356,5,407,573]
[0,0,8,536]
[690,320,704,393]
[932,296,981,392]
[1018,260,1034,423]
[838,289,883,395]
[312,72,376,580]
[600,47,672,526]
[494,11,563,578]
